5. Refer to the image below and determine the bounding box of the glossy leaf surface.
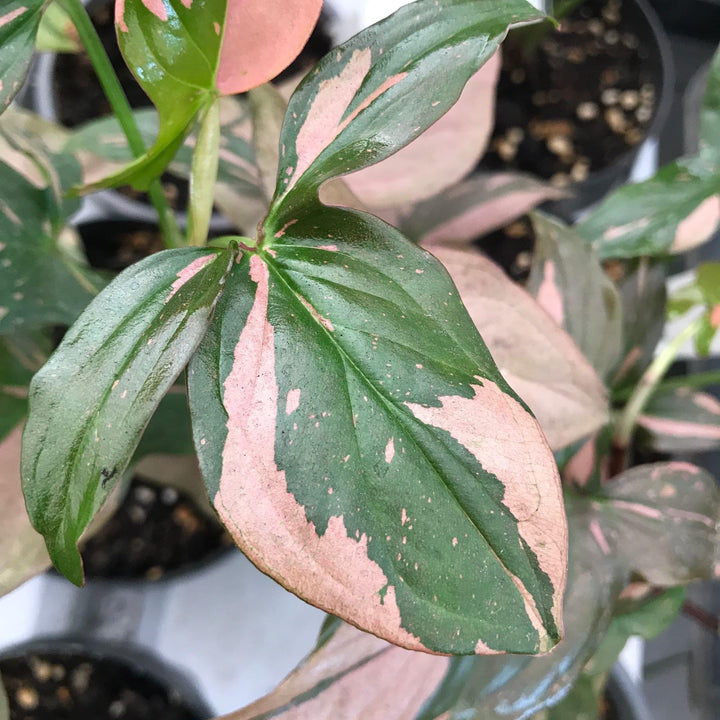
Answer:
[22,247,234,585]
[527,213,622,381]
[268,0,543,224]
[425,243,608,450]
[190,206,567,655]
[0,1,44,112]
[386,172,563,245]
[640,387,720,453]
[88,0,321,191]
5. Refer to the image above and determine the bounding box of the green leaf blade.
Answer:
[268,0,543,224]
[190,208,567,655]
[22,246,234,585]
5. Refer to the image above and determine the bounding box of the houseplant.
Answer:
[1,1,719,718]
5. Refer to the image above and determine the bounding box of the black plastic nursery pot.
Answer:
[0,638,212,719]
[482,0,673,222]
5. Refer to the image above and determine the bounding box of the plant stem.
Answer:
[59,0,182,248]
[187,98,221,247]
[611,315,706,472]
[613,369,720,402]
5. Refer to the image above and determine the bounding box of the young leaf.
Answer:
[527,212,623,381]
[0,158,102,334]
[425,243,609,451]
[385,172,564,245]
[588,462,720,586]
[22,246,235,586]
[267,0,544,223]
[342,54,502,209]
[189,206,567,656]
[0,424,51,599]
[81,0,322,192]
[639,387,720,453]
[0,1,44,112]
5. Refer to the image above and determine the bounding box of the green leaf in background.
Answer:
[580,46,720,259]
[267,0,544,224]
[527,212,623,381]
[82,0,322,192]
[0,1,45,112]
[189,205,567,656]
[424,242,609,451]
[133,387,195,461]
[385,172,563,245]
[0,158,102,334]
[36,0,80,53]
[639,387,720,453]
[22,246,235,585]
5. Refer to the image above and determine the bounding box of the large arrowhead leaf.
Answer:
[526,213,623,381]
[0,1,44,112]
[424,242,609,451]
[267,0,544,224]
[83,0,322,192]
[189,206,567,656]
[22,246,235,585]
[639,387,720,453]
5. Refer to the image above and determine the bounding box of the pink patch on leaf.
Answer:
[285,389,301,415]
[589,519,611,555]
[711,304,720,329]
[536,260,565,326]
[0,7,27,28]
[167,254,215,301]
[141,0,168,22]
[384,438,395,464]
[115,0,128,32]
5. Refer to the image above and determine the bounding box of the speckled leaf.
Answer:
[268,0,544,224]
[342,54,502,209]
[0,157,103,334]
[224,511,621,720]
[66,100,267,234]
[0,424,51,598]
[527,213,622,381]
[82,0,321,192]
[384,172,564,245]
[639,387,720,453]
[22,246,235,586]
[424,242,608,451]
[189,205,567,656]
[587,462,720,586]
[0,1,44,112]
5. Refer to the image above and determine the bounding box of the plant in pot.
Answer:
[1,1,719,719]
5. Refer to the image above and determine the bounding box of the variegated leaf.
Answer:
[189,206,567,656]
[267,0,544,224]
[342,54,502,209]
[0,332,43,442]
[81,0,322,192]
[0,424,51,598]
[0,1,44,112]
[580,46,720,259]
[585,462,720,586]
[424,243,609,451]
[639,387,720,453]
[222,511,622,720]
[22,246,235,585]
[527,213,623,381]
[386,173,564,245]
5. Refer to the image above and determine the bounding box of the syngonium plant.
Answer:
[0,1,719,718]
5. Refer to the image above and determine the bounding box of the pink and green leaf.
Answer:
[386,172,564,245]
[266,0,544,225]
[640,387,720,453]
[21,245,235,585]
[189,206,567,656]
[81,0,322,193]
[526,212,623,381]
[0,1,45,112]
[425,243,609,451]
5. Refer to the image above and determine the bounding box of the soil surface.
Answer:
[475,215,536,283]
[0,651,204,719]
[81,477,233,582]
[482,0,662,188]
[79,221,165,272]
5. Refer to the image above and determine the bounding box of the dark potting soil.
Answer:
[482,0,661,188]
[475,215,537,284]
[0,651,203,720]
[78,221,166,272]
[81,477,233,582]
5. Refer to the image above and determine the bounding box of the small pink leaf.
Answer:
[216,0,324,95]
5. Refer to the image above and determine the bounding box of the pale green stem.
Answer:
[614,314,707,449]
[187,98,221,247]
